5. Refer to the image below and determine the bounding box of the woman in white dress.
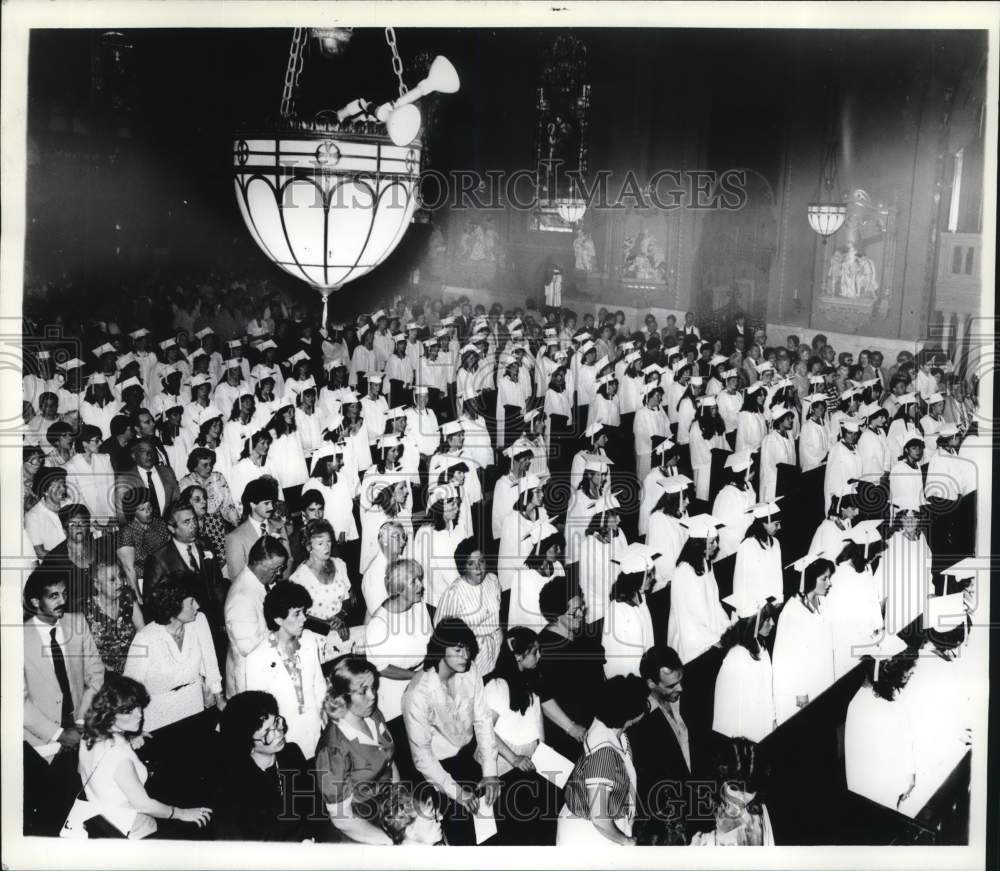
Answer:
[799,392,831,472]
[689,398,730,503]
[732,503,784,614]
[666,515,731,665]
[713,602,779,743]
[771,554,836,724]
[845,636,918,810]
[289,519,353,641]
[457,390,494,472]
[221,391,258,465]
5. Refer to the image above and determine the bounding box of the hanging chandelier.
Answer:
[233,28,459,326]
[807,126,847,241]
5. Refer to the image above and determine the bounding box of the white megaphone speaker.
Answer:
[376,55,461,146]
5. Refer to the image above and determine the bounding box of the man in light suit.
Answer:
[143,499,228,662]
[224,536,289,697]
[23,573,105,749]
[225,475,279,580]
[115,436,180,522]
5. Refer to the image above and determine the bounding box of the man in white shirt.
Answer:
[223,535,289,696]
[25,466,69,559]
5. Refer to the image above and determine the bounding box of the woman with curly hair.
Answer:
[314,654,397,843]
[371,782,445,845]
[115,486,171,601]
[123,571,223,730]
[178,446,241,528]
[78,675,212,838]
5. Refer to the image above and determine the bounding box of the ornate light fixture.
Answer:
[555,196,586,225]
[233,28,459,326]
[807,137,847,241]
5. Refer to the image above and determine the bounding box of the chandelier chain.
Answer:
[280,27,309,119]
[385,27,408,97]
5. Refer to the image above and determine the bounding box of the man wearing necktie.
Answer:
[114,437,180,522]
[225,476,280,581]
[143,499,228,664]
[22,574,105,750]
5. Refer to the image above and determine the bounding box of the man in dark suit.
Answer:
[115,436,180,521]
[628,645,709,844]
[144,498,228,663]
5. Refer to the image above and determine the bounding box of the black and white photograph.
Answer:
[1,2,996,868]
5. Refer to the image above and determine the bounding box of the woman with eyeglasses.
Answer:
[214,690,313,841]
[315,654,397,844]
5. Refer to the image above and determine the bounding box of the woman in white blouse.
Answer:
[246,581,328,761]
[64,424,117,525]
[124,573,223,731]
[484,627,561,845]
[289,518,353,641]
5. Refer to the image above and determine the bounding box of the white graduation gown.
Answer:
[732,537,784,610]
[498,508,552,594]
[845,686,916,809]
[602,600,655,679]
[771,596,835,724]
[712,484,755,559]
[666,561,730,664]
[823,442,863,516]
[735,411,767,455]
[808,518,851,559]
[889,460,925,511]
[689,424,729,502]
[647,512,688,591]
[823,563,884,679]
[881,531,932,635]
[759,430,795,503]
[798,419,829,472]
[578,531,627,626]
[713,646,776,743]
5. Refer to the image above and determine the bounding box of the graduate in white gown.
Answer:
[498,475,552,596]
[633,383,672,482]
[689,398,730,502]
[732,501,785,612]
[712,453,756,560]
[602,544,656,679]
[758,407,797,503]
[506,528,564,632]
[809,484,860,557]
[577,509,628,638]
[771,554,836,725]
[646,478,691,591]
[889,437,926,514]
[879,509,933,635]
[845,635,918,810]
[823,523,886,679]
[564,455,618,566]
[734,385,767,458]
[798,393,831,473]
[666,514,732,665]
[637,436,683,537]
[823,418,864,515]
[713,598,779,743]
[301,442,359,544]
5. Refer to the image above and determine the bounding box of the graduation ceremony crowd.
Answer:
[20,277,982,847]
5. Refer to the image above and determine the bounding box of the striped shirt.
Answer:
[434,574,503,676]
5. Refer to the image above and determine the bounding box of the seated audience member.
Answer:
[371,782,446,845]
[401,617,500,846]
[224,535,289,697]
[83,550,144,674]
[38,503,96,612]
[484,627,561,845]
[23,572,105,749]
[64,424,117,525]
[361,520,410,618]
[535,575,603,762]
[25,465,70,559]
[22,444,46,515]
[689,737,774,845]
[78,675,213,839]
[315,655,397,844]
[288,490,326,569]
[123,572,223,730]
[116,486,172,601]
[213,690,312,842]
[434,544,503,677]
[246,582,328,763]
[115,436,181,522]
[555,674,648,846]
[180,483,231,565]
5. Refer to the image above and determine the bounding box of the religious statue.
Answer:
[827,241,879,299]
[544,267,563,307]
[574,228,598,272]
[483,218,499,263]
[622,227,666,282]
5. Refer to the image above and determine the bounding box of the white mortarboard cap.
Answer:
[423,338,438,349]
[324,412,344,432]
[689,376,704,387]
[652,438,677,456]
[724,451,753,472]
[92,342,115,357]
[721,590,772,620]
[197,406,223,426]
[88,373,107,385]
[518,473,543,496]
[195,327,214,340]
[940,557,978,584]
[434,328,450,339]
[804,393,829,409]
[839,387,858,401]
[508,318,522,330]
[583,453,613,473]
[699,395,717,407]
[869,632,908,660]
[225,357,243,370]
[440,316,456,327]
[594,355,611,371]
[118,376,144,392]
[459,386,480,401]
[371,309,387,320]
[384,405,408,420]
[925,392,944,405]
[523,407,544,423]
[925,592,967,633]
[844,519,883,546]
[584,421,605,438]
[641,363,661,376]
[937,423,959,439]
[391,333,406,343]
[643,381,664,397]
[619,543,656,576]
[722,369,739,380]
[129,328,150,339]
[356,324,370,339]
[257,339,277,351]
[579,341,596,355]
[672,358,693,374]
[36,350,51,360]
[427,484,459,509]
[460,343,480,356]
[809,375,826,385]
[897,392,917,405]
[623,351,642,365]
[405,322,419,332]
[772,405,795,420]
[746,381,765,394]
[839,417,861,432]
[412,384,429,395]
[709,355,729,367]
[158,338,177,351]
[756,361,775,374]
[679,513,723,539]
[749,499,782,519]
[188,348,207,363]
[60,357,85,371]
[378,434,401,450]
[189,374,211,388]
[297,376,317,391]
[287,350,310,365]
[227,339,243,349]
[658,475,692,494]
